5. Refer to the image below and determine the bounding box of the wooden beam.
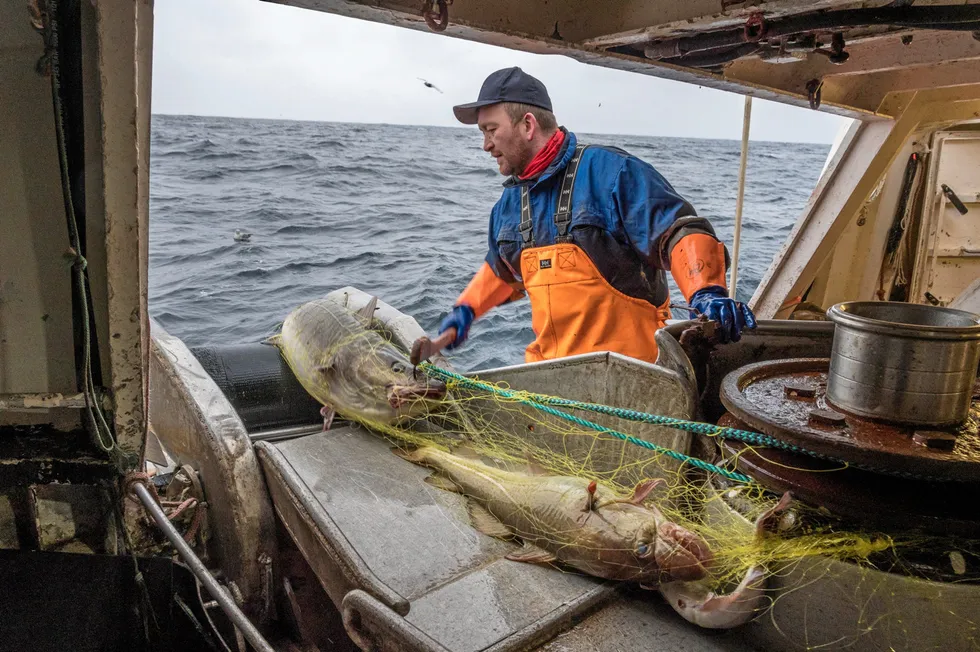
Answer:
[95,0,152,467]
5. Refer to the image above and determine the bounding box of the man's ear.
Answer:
[523,113,537,141]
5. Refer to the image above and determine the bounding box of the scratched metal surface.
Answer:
[270,425,612,652]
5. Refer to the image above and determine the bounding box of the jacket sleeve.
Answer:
[456,261,525,318]
[611,156,722,271]
[668,233,729,301]
[457,202,526,318]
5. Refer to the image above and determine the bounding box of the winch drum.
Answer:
[826,301,980,426]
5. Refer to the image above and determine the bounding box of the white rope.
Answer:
[729,95,752,297]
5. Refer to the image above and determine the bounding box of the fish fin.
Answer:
[391,446,425,464]
[262,333,282,347]
[423,473,461,493]
[320,406,335,431]
[505,542,557,565]
[629,478,666,505]
[756,492,794,537]
[465,501,512,539]
[596,478,666,509]
[449,444,485,463]
[517,452,551,477]
[356,296,379,322]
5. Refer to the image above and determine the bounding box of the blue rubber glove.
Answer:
[438,305,475,350]
[688,286,757,344]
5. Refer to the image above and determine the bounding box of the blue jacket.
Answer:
[485,129,722,306]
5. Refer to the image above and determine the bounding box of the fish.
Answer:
[394,445,713,584]
[269,297,447,429]
[658,491,793,629]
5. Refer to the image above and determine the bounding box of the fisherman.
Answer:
[438,67,756,364]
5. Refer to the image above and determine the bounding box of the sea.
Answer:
[148,114,829,372]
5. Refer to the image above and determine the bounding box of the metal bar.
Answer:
[248,423,327,443]
[132,483,275,652]
[730,95,752,298]
[0,392,111,410]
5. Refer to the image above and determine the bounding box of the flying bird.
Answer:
[418,78,444,94]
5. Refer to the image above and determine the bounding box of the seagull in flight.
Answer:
[418,78,444,94]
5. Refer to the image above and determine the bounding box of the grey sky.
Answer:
[152,0,850,144]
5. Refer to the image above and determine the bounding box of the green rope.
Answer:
[424,364,816,453]
[421,363,952,483]
[420,363,753,484]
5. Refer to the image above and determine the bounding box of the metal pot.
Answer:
[826,301,980,426]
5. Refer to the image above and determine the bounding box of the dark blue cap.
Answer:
[453,67,553,125]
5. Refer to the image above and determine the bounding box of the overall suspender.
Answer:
[518,145,587,248]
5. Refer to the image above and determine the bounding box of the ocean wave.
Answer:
[186,138,219,152]
[148,115,828,370]
[313,138,346,149]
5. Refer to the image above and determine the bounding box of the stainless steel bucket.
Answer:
[826,301,980,426]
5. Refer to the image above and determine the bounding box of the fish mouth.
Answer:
[654,522,714,582]
[387,380,447,409]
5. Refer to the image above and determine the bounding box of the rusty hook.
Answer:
[743,13,767,43]
[805,79,823,110]
[423,0,450,32]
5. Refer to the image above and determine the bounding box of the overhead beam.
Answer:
[725,31,980,88]
[272,0,854,47]
[723,31,980,114]
[832,61,980,115]
[267,0,875,119]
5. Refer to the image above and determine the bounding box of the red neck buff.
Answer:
[518,129,565,181]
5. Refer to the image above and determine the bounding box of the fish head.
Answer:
[324,342,447,423]
[632,519,713,583]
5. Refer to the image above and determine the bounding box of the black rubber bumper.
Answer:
[190,343,322,432]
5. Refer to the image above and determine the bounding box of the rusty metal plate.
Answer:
[719,358,980,482]
[717,415,980,538]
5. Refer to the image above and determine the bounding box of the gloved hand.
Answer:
[688,286,757,344]
[438,304,475,350]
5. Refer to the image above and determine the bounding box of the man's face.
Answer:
[477,104,533,177]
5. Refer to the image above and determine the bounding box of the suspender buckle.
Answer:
[519,223,534,244]
[519,186,535,246]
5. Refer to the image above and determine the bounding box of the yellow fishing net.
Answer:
[275,311,980,651]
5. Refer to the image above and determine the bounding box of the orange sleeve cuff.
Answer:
[457,262,524,318]
[669,233,728,301]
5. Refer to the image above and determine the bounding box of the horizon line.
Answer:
[152,111,840,147]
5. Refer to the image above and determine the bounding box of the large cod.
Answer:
[270,297,447,429]
[396,445,714,584]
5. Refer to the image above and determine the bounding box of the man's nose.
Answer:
[482,134,493,152]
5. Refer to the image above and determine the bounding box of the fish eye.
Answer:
[636,543,650,557]
[391,361,406,373]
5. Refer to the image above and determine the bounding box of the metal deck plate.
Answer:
[257,425,615,652]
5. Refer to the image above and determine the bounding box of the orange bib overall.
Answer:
[518,146,671,364]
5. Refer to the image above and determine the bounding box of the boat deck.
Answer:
[255,424,762,652]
